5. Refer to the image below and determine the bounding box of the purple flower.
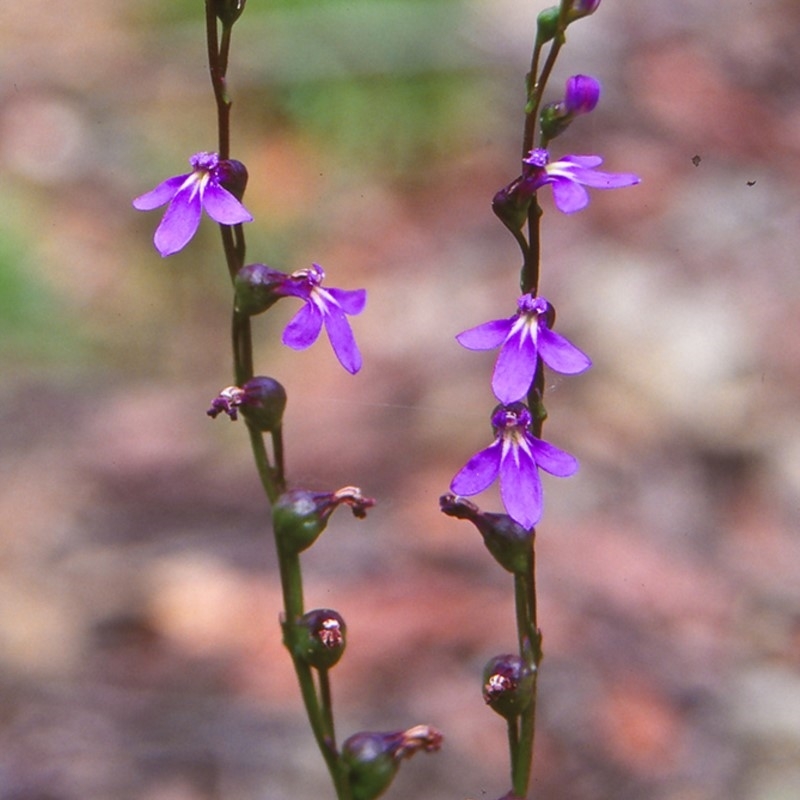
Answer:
[277,264,366,374]
[133,151,253,256]
[457,295,591,404]
[563,74,601,116]
[450,403,579,529]
[523,148,640,214]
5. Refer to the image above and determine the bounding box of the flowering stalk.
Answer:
[134,3,441,798]
[444,1,637,797]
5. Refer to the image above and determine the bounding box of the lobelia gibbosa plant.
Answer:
[133,2,441,799]
[133,1,638,798]
[441,1,639,798]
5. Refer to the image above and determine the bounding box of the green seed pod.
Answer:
[439,495,533,574]
[342,732,399,800]
[240,376,287,433]
[288,608,347,669]
[482,654,535,720]
[234,263,288,316]
[273,490,330,554]
[273,487,374,556]
[492,177,532,235]
[342,726,442,800]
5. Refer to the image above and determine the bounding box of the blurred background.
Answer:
[2,1,800,798]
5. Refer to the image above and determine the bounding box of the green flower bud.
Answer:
[287,608,346,669]
[439,495,533,574]
[482,654,535,720]
[342,725,443,800]
[234,263,289,316]
[239,376,287,433]
[273,486,374,556]
[536,7,560,44]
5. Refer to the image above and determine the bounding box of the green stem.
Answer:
[204,6,348,797]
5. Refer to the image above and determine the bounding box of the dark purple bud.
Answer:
[238,376,287,432]
[287,608,347,669]
[215,158,249,202]
[482,654,535,720]
[211,0,247,27]
[439,495,533,573]
[234,263,290,316]
[342,725,443,800]
[273,486,375,555]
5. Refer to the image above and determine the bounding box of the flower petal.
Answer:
[537,326,591,374]
[282,303,323,350]
[492,326,538,404]
[456,318,513,351]
[558,154,604,169]
[499,444,542,529]
[323,309,362,374]
[529,438,579,477]
[133,174,190,210]
[567,168,640,189]
[153,189,203,256]
[450,440,502,496]
[550,176,590,213]
[201,183,254,225]
[328,287,367,316]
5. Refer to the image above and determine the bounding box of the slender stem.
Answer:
[205,5,231,159]
[204,7,350,798]
[318,667,337,744]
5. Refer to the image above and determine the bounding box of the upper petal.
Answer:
[282,303,324,350]
[133,173,191,210]
[528,437,579,477]
[450,440,502,496]
[328,287,367,316]
[456,318,513,351]
[201,183,254,225]
[153,189,203,256]
[557,154,604,169]
[537,326,592,374]
[499,445,542,529]
[323,308,363,374]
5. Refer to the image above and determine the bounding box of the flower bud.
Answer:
[287,608,347,669]
[563,74,601,116]
[215,158,249,201]
[439,495,533,574]
[342,725,443,800]
[482,654,535,720]
[536,7,560,45]
[273,486,374,555]
[540,75,601,143]
[211,0,247,27]
[234,263,289,316]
